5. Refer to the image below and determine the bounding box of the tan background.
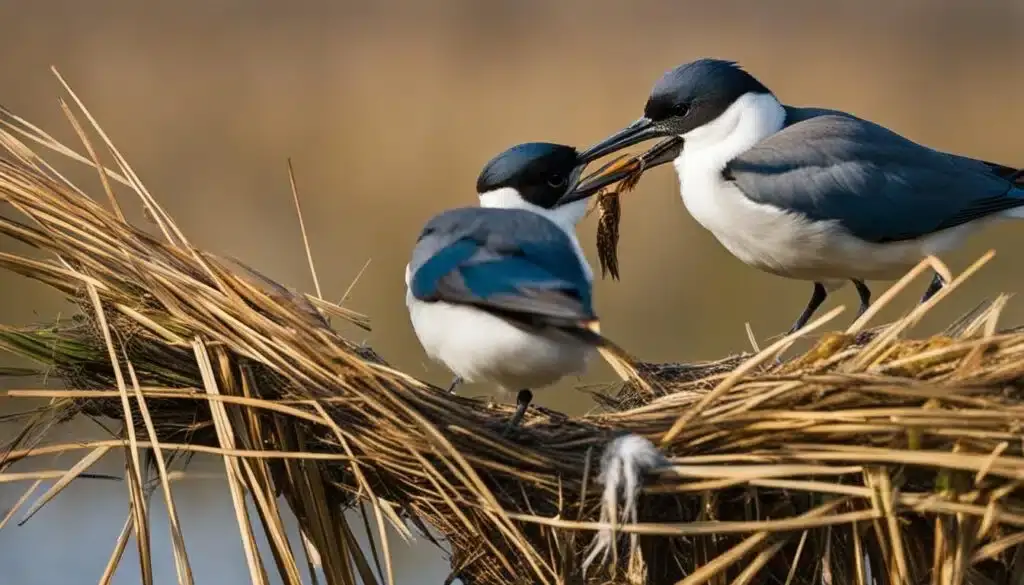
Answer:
[1,1,1022,583]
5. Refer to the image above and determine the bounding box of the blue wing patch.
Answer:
[410,239,477,300]
[459,256,570,298]
[410,238,594,324]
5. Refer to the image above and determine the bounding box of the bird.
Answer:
[560,58,1024,334]
[433,142,607,395]
[404,143,622,434]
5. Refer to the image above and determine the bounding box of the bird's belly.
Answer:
[406,295,595,392]
[816,223,977,280]
[681,182,835,277]
[680,181,974,281]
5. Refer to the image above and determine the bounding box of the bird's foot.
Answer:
[446,375,463,394]
[920,272,945,304]
[852,280,872,317]
[777,282,831,366]
[502,389,533,437]
[787,282,830,336]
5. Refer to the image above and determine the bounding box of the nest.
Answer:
[1,74,1024,585]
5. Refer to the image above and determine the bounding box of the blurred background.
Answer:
[0,1,1021,583]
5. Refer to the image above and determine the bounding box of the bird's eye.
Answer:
[547,175,566,188]
[673,103,690,116]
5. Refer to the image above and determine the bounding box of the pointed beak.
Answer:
[557,135,683,206]
[577,117,664,165]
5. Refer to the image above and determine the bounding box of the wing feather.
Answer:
[409,208,595,329]
[727,112,1022,243]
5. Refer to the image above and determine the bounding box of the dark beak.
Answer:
[577,117,664,164]
[557,135,683,206]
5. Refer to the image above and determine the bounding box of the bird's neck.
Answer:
[478,187,587,235]
[676,92,786,174]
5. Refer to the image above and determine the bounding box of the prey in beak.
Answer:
[557,135,683,207]
[558,136,684,282]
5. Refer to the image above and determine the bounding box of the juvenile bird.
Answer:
[438,142,608,394]
[405,143,619,433]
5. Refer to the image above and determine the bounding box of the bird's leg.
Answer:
[920,272,945,304]
[503,389,533,437]
[446,375,463,394]
[787,282,828,335]
[851,280,872,317]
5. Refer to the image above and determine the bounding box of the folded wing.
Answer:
[727,111,1023,243]
[409,207,595,329]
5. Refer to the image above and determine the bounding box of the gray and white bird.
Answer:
[561,58,1024,333]
[404,143,624,433]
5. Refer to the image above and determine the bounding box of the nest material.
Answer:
[0,79,1023,585]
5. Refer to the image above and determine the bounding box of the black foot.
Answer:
[787,282,829,335]
[446,375,463,394]
[852,280,872,317]
[502,389,533,436]
[920,272,945,304]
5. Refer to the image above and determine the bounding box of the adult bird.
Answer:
[561,58,1024,333]
[404,144,623,434]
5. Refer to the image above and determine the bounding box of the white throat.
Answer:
[477,187,593,282]
[667,91,814,278]
[676,91,786,173]
[477,187,589,232]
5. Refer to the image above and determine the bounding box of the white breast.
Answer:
[678,175,839,277]
[405,292,595,393]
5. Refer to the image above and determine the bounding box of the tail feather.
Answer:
[574,321,652,393]
[998,186,1024,220]
[982,160,1024,186]
[980,161,1024,219]
[502,314,651,391]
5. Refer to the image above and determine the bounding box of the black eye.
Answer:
[547,174,566,188]
[673,103,690,116]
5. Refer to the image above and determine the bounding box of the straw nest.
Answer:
[2,72,1024,585]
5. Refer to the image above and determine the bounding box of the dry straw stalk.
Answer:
[0,70,1023,585]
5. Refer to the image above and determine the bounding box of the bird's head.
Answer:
[559,59,773,205]
[475,142,616,228]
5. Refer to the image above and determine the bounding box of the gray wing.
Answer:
[726,108,1023,243]
[408,207,595,326]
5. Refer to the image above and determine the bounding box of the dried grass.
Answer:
[0,70,1023,585]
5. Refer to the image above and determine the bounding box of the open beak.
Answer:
[557,135,683,206]
[577,117,664,164]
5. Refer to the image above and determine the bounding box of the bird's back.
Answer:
[410,207,579,272]
[778,106,1017,181]
[726,106,1024,243]
[408,206,595,325]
